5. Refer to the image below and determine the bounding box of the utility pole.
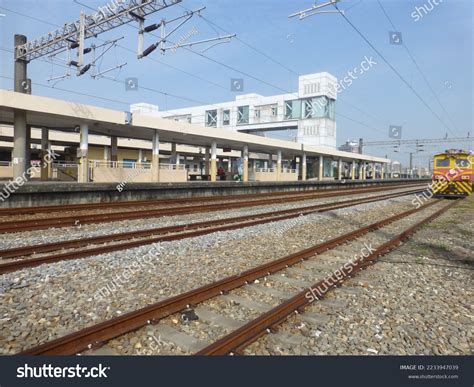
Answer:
[12,34,30,180]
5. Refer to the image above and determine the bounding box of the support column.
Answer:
[318,155,324,181]
[362,162,367,181]
[13,35,29,180]
[243,144,249,182]
[204,146,210,178]
[152,132,160,182]
[78,123,89,183]
[103,146,110,161]
[338,159,343,180]
[371,162,376,179]
[138,149,144,162]
[358,162,363,180]
[40,127,50,181]
[210,141,217,182]
[381,163,385,180]
[301,153,307,181]
[111,136,118,162]
[227,157,232,173]
[276,150,282,181]
[351,161,356,180]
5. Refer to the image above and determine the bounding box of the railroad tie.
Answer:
[194,306,246,331]
[149,324,210,353]
[221,294,273,313]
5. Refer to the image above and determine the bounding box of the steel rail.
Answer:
[195,200,459,355]
[0,187,423,260]
[0,182,419,216]
[18,198,442,356]
[0,189,423,274]
[0,184,425,234]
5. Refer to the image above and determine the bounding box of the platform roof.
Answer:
[0,90,389,163]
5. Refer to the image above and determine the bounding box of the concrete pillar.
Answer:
[176,153,181,165]
[318,155,324,181]
[210,141,217,182]
[301,153,307,181]
[243,144,249,182]
[362,163,367,180]
[228,157,232,173]
[351,161,356,180]
[264,160,268,169]
[276,150,282,181]
[78,123,89,183]
[151,132,160,182]
[371,162,376,179]
[338,159,343,180]
[111,136,118,162]
[381,163,385,180]
[13,34,29,180]
[138,149,144,162]
[40,128,50,181]
[103,146,110,161]
[204,146,210,177]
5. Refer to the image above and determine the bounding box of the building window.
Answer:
[123,159,136,168]
[237,105,249,125]
[300,97,335,120]
[271,106,277,116]
[255,109,261,118]
[205,110,217,127]
[222,109,230,125]
[284,100,301,120]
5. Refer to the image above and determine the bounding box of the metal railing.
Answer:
[255,168,276,173]
[159,163,186,171]
[89,160,152,169]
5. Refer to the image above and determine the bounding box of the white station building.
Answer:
[131,72,338,148]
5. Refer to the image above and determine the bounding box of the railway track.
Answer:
[17,197,457,356]
[0,182,421,217]
[0,188,423,274]
[0,183,425,234]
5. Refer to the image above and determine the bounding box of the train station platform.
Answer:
[0,178,429,208]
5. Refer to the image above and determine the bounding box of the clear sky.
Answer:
[0,0,472,168]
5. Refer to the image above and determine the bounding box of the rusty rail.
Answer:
[0,188,423,274]
[18,198,444,356]
[0,184,424,234]
[195,200,459,355]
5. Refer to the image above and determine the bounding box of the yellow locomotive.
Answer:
[432,150,473,197]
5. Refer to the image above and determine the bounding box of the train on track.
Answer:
[432,149,473,197]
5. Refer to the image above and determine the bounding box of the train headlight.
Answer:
[461,175,471,180]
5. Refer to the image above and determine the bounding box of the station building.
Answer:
[0,71,390,184]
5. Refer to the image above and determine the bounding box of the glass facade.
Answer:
[286,97,335,121]
[237,105,249,125]
[205,110,217,127]
[222,109,230,126]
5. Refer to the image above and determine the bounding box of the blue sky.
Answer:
[0,0,472,167]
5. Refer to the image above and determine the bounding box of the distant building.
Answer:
[338,140,360,154]
[132,72,338,148]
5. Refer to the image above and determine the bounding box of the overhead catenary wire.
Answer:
[332,2,455,137]
[375,0,461,135]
